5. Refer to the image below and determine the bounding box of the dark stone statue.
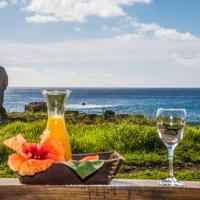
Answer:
[0,66,8,118]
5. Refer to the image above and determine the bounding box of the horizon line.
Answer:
[7,86,200,89]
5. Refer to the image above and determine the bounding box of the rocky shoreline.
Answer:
[0,102,153,126]
[24,101,117,119]
[4,110,152,126]
[1,102,197,125]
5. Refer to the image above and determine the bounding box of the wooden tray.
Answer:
[19,151,124,185]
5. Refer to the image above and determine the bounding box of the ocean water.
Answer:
[4,87,200,123]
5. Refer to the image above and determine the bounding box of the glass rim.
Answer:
[157,108,187,117]
[42,90,71,95]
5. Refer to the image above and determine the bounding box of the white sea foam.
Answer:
[66,104,116,110]
[5,103,117,112]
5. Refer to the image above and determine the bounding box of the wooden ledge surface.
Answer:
[0,178,200,200]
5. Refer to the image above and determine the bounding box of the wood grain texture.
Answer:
[0,179,200,200]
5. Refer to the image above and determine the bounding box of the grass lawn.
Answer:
[0,112,200,180]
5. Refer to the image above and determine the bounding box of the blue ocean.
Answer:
[4,88,200,123]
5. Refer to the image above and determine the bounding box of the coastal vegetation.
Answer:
[0,111,200,180]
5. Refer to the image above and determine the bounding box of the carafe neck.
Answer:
[43,90,71,117]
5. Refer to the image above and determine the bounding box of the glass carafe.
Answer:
[43,90,72,161]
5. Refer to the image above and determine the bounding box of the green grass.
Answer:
[0,113,200,180]
[117,170,200,181]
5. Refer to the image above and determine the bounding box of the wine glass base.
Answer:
[160,177,184,187]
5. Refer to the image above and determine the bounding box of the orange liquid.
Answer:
[46,116,72,161]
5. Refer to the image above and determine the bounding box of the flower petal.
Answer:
[8,153,26,172]
[43,139,65,161]
[4,134,26,157]
[8,153,52,176]
[18,159,52,176]
[40,130,50,144]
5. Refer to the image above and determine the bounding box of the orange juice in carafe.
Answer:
[46,115,72,160]
[43,90,72,161]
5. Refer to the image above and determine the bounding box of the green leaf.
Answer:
[62,160,104,179]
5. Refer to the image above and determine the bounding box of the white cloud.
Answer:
[0,0,7,8]
[115,33,141,40]
[10,0,26,3]
[26,15,59,23]
[2,0,197,43]
[24,0,151,23]
[0,37,172,66]
[6,66,115,87]
[102,25,121,33]
[74,27,81,32]
[154,28,196,41]
[172,53,200,69]
[129,19,160,33]
[1,33,200,66]
[6,66,77,87]
[127,18,197,41]
[1,34,200,87]
[10,0,19,4]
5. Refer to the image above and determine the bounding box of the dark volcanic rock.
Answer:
[65,111,79,115]
[103,110,115,120]
[25,102,47,112]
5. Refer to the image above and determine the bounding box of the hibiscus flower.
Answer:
[4,134,65,176]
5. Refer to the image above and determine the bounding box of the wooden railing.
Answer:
[0,178,200,200]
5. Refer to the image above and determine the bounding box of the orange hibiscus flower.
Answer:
[4,134,65,176]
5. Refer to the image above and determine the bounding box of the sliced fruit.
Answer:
[80,155,99,162]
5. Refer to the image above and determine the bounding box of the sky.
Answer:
[0,0,200,87]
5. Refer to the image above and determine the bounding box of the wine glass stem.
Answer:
[168,147,174,178]
[169,158,174,178]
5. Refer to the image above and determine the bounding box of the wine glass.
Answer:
[156,108,186,187]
